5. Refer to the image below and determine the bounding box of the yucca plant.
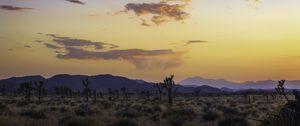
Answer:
[275,80,289,102]
[162,75,175,105]
[18,82,33,100]
[82,78,90,102]
[154,82,164,100]
[34,81,44,102]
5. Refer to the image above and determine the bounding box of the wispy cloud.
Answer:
[0,5,33,11]
[35,40,43,43]
[44,43,62,49]
[41,34,185,70]
[184,40,207,46]
[45,34,118,50]
[24,45,32,48]
[122,0,191,26]
[57,47,185,70]
[65,0,86,5]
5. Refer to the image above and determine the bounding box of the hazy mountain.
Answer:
[179,76,240,89]
[179,76,300,90]
[2,75,299,93]
[0,74,224,93]
[0,75,45,92]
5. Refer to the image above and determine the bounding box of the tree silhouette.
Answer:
[162,75,175,105]
[275,80,289,102]
[18,82,33,100]
[0,84,6,96]
[154,82,164,100]
[34,81,44,102]
[82,78,90,102]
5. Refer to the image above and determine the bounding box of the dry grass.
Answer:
[0,94,292,126]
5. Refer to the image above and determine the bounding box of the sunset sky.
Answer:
[1,0,300,82]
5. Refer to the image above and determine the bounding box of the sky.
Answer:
[0,0,300,82]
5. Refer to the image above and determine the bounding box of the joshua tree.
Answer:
[108,88,113,101]
[275,80,289,102]
[93,89,97,102]
[115,89,119,99]
[154,83,164,100]
[120,87,127,100]
[0,84,6,96]
[18,82,33,100]
[34,81,44,102]
[82,78,90,102]
[162,75,175,105]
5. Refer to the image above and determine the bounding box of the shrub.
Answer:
[75,104,95,116]
[0,103,10,115]
[218,115,250,126]
[17,101,29,107]
[110,118,137,126]
[202,110,220,121]
[59,116,98,126]
[115,109,141,118]
[19,109,46,119]
[163,108,196,126]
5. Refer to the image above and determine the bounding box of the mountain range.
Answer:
[0,74,299,93]
[179,76,300,90]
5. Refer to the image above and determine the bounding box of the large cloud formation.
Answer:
[41,34,185,70]
[124,0,191,25]
[0,5,33,11]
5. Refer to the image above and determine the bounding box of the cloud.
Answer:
[45,34,118,50]
[123,0,190,25]
[184,40,207,46]
[141,19,151,27]
[0,5,33,11]
[24,45,32,48]
[57,47,185,70]
[44,43,62,49]
[35,40,43,43]
[41,34,185,70]
[65,0,86,5]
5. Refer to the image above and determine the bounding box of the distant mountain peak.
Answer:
[180,76,300,89]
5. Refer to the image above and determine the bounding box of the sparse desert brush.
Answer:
[59,116,99,126]
[0,102,11,115]
[19,109,47,119]
[114,108,141,118]
[162,107,196,126]
[75,104,98,116]
[110,118,137,126]
[218,115,250,126]
[202,109,220,122]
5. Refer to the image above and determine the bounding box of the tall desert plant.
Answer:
[82,78,90,102]
[162,75,175,105]
[18,82,33,100]
[154,82,164,100]
[34,81,44,102]
[275,80,289,102]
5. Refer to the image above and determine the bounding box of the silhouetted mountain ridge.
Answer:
[179,76,300,89]
[1,74,299,93]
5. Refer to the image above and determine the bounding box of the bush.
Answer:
[19,109,46,119]
[202,110,220,121]
[59,116,98,126]
[110,118,137,126]
[17,101,29,107]
[75,104,94,116]
[0,103,10,115]
[163,108,196,126]
[115,109,141,118]
[218,115,250,126]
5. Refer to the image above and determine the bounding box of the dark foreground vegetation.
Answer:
[0,76,299,126]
